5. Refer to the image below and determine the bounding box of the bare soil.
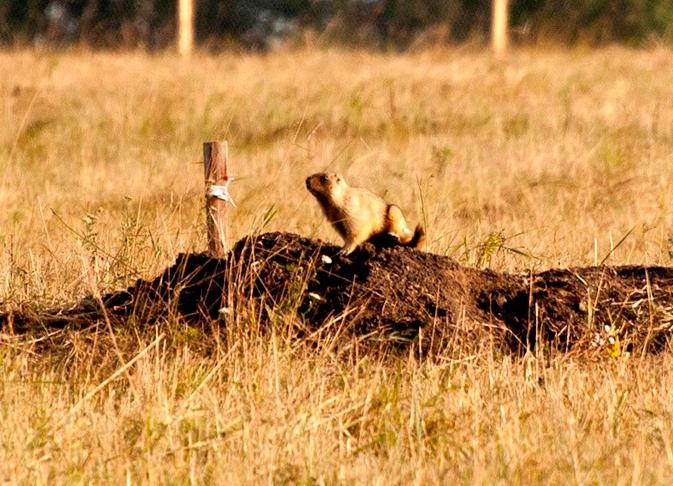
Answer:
[3,232,673,353]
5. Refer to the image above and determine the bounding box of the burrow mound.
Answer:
[2,232,673,352]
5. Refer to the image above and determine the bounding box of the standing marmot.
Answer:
[305,172,425,255]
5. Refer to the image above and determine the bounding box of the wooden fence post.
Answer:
[178,0,194,56]
[491,0,509,58]
[204,141,231,258]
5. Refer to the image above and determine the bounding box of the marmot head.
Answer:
[305,172,347,200]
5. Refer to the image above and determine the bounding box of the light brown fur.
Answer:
[305,172,425,255]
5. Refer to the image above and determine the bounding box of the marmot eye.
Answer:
[320,175,328,183]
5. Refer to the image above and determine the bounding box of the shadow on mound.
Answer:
[2,232,673,353]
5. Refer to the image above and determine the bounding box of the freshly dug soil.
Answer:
[2,232,673,353]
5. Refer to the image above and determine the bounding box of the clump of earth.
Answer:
[3,232,673,353]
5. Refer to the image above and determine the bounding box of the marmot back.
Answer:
[305,172,425,255]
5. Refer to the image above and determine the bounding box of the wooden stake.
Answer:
[178,0,194,56]
[491,0,509,58]
[204,141,230,258]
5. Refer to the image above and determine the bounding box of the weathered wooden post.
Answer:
[491,0,509,58]
[204,141,233,258]
[178,0,194,56]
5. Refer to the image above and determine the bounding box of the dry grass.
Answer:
[1,46,673,483]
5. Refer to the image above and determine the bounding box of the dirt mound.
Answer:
[2,232,673,353]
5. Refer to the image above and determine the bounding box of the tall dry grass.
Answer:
[1,46,673,483]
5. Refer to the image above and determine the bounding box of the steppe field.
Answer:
[2,47,673,483]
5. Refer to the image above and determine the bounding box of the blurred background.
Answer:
[2,0,673,51]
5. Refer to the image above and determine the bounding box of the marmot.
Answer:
[305,172,425,255]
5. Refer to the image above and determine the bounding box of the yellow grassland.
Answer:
[1,47,673,483]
